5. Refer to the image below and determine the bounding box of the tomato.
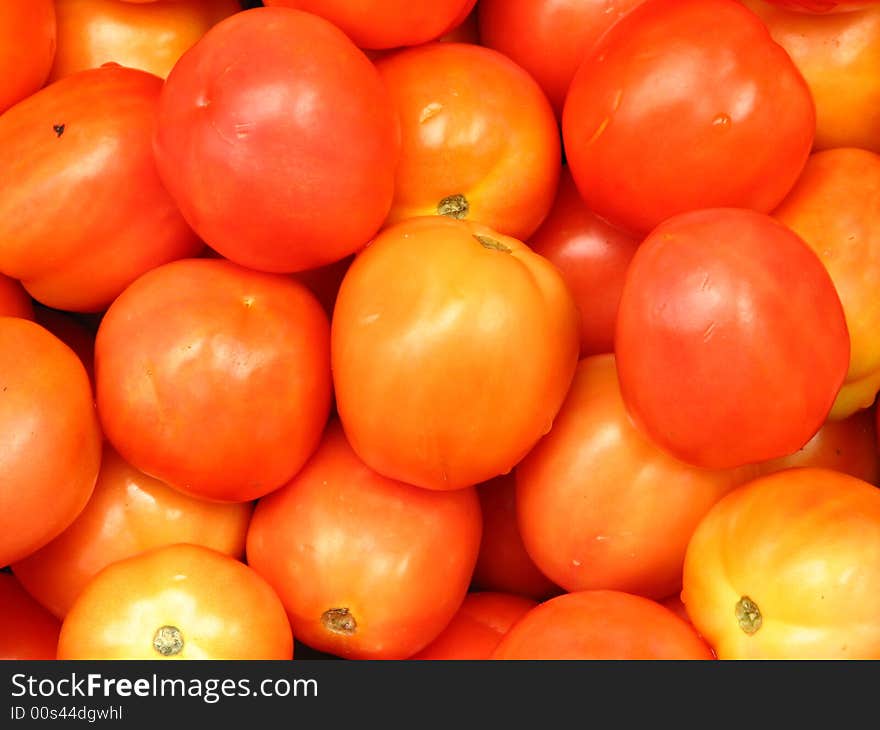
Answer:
[57,544,293,659]
[563,0,815,235]
[471,474,559,601]
[491,590,714,659]
[0,574,60,660]
[375,43,560,242]
[0,0,55,113]
[529,167,640,356]
[764,1,880,11]
[246,421,482,659]
[773,149,880,417]
[13,444,253,619]
[153,7,400,274]
[95,258,331,503]
[33,306,96,390]
[0,318,102,567]
[517,355,758,600]
[616,208,849,469]
[50,0,241,82]
[332,217,579,491]
[744,2,880,153]
[0,66,202,312]
[683,468,880,658]
[262,1,476,49]
[411,593,535,660]
[0,274,33,320]
[478,0,645,117]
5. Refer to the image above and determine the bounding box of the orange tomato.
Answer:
[50,0,241,82]
[58,544,293,659]
[332,217,579,491]
[0,574,60,660]
[0,274,33,320]
[0,318,102,567]
[375,43,561,241]
[683,468,880,658]
[0,0,55,113]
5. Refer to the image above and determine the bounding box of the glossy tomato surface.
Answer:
[0,0,55,113]
[0,574,60,660]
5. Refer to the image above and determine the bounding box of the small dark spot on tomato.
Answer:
[53,124,65,138]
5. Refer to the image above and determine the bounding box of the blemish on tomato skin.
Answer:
[53,124,65,138]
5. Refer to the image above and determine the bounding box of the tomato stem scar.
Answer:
[437,194,469,219]
[153,625,184,656]
[321,608,357,635]
[473,234,512,253]
[735,596,762,635]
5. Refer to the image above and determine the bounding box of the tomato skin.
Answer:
[411,593,535,660]
[0,574,60,660]
[0,318,102,567]
[95,258,331,503]
[764,1,879,11]
[683,468,880,658]
[376,43,560,242]
[332,217,580,491]
[246,422,483,660]
[0,0,55,113]
[262,0,475,49]
[563,0,815,235]
[58,544,293,659]
[0,274,34,320]
[471,474,560,601]
[616,208,850,469]
[491,590,714,660]
[0,66,202,312]
[529,168,640,356]
[50,0,240,82]
[773,149,880,417]
[478,0,645,117]
[153,7,400,274]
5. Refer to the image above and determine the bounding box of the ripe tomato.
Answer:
[0,66,202,312]
[0,574,60,660]
[765,1,880,10]
[95,258,331,503]
[246,421,482,660]
[375,43,560,241]
[153,7,400,274]
[13,444,253,619]
[744,1,880,153]
[0,318,102,567]
[332,217,579,491]
[33,306,96,390]
[563,0,815,235]
[491,590,714,659]
[411,593,535,660]
[616,208,849,469]
[517,355,758,600]
[773,149,880,417]
[0,274,33,320]
[683,468,880,658]
[478,0,645,117]
[58,544,293,659]
[529,167,640,356]
[471,474,560,601]
[50,0,240,82]
[0,0,55,113]
[262,1,475,49]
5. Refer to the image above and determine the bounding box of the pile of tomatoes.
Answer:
[2,0,880,662]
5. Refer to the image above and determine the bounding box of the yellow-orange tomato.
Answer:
[0,0,55,113]
[50,0,240,82]
[0,574,60,660]
[13,444,253,619]
[773,148,880,417]
[744,1,880,152]
[375,43,561,241]
[58,544,293,659]
[332,217,580,491]
[683,468,880,658]
[0,274,33,319]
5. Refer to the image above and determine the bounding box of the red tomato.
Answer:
[0,0,55,113]
[471,474,560,601]
[332,217,580,491]
[411,593,535,660]
[0,66,202,312]
[376,43,560,242]
[0,274,34,320]
[563,0,815,234]
[0,574,60,660]
[478,0,645,117]
[153,7,400,273]
[765,1,879,10]
[262,0,476,49]
[529,167,640,356]
[95,258,331,503]
[683,468,880,658]
[616,208,849,469]
[0,318,102,567]
[246,422,483,659]
[491,590,714,659]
